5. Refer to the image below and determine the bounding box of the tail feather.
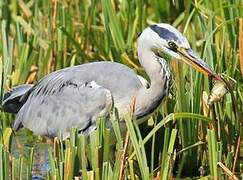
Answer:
[2,84,33,113]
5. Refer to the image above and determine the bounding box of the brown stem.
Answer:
[118,132,129,180]
[218,162,239,180]
[232,136,240,173]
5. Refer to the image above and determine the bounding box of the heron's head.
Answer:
[138,23,220,80]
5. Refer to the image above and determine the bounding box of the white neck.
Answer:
[134,38,171,119]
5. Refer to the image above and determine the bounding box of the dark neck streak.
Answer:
[134,50,171,120]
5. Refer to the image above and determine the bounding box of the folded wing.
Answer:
[13,80,113,139]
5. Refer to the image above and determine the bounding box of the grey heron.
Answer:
[2,23,220,139]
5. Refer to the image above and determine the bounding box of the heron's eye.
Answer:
[168,41,178,51]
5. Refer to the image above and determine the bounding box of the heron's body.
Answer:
[26,61,144,117]
[11,59,170,138]
[2,23,218,139]
[12,62,144,137]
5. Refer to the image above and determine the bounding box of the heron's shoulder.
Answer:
[40,61,135,78]
[78,61,135,71]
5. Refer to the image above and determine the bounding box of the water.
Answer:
[11,129,51,179]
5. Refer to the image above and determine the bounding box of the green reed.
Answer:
[0,0,242,179]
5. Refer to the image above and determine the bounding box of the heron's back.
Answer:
[32,61,143,114]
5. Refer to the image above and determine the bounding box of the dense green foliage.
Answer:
[0,0,242,179]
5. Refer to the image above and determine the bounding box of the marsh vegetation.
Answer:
[0,0,242,179]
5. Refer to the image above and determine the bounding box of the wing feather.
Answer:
[13,80,113,139]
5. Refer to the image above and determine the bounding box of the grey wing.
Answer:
[13,81,113,139]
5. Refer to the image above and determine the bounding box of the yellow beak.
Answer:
[178,48,222,81]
